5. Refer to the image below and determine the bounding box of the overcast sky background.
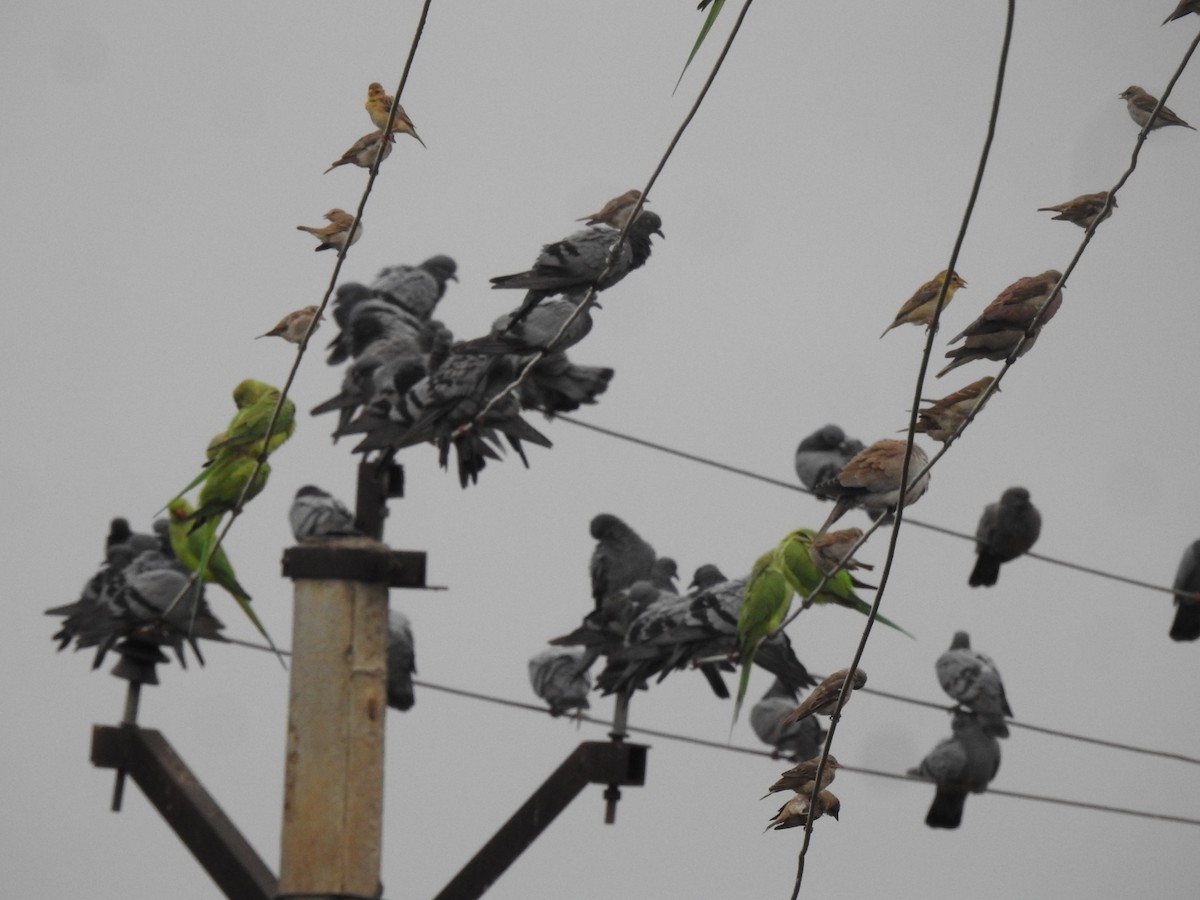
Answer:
[4,1,1200,898]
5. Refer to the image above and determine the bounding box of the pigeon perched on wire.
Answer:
[490,208,664,330]
[909,711,1001,829]
[386,609,416,711]
[969,487,1041,587]
[793,425,865,495]
[528,646,592,716]
[935,632,1012,738]
[516,351,613,417]
[456,293,595,356]
[369,255,458,320]
[750,679,827,760]
[1169,540,1200,641]
[588,514,657,611]
[290,485,360,540]
[47,538,224,671]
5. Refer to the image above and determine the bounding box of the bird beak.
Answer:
[448,273,459,282]
[654,228,665,239]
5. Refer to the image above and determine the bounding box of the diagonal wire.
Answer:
[462,0,759,435]
[790,4,1016,895]
[160,0,436,636]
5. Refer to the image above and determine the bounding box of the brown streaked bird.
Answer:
[913,376,997,443]
[1119,85,1195,132]
[782,668,867,724]
[324,129,394,174]
[764,789,840,831]
[365,82,426,146]
[880,270,967,338]
[1037,191,1115,229]
[937,270,1063,378]
[1164,0,1200,24]
[761,754,840,799]
[256,305,324,344]
[808,528,875,590]
[296,208,362,252]
[815,438,931,533]
[577,189,643,229]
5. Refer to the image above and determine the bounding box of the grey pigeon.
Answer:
[935,631,1012,738]
[370,254,457,320]
[386,609,416,711]
[289,485,360,540]
[793,425,865,494]
[528,646,592,716]
[490,209,664,329]
[589,514,657,610]
[456,293,595,356]
[970,487,1041,587]
[1170,540,1200,641]
[517,350,614,416]
[750,679,827,760]
[550,581,662,676]
[48,548,224,670]
[650,557,679,594]
[909,711,1001,829]
[353,352,552,488]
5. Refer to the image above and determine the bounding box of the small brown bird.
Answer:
[913,376,997,443]
[1037,192,1115,229]
[365,82,426,146]
[324,129,394,174]
[880,270,967,338]
[1164,0,1200,24]
[808,528,875,589]
[296,208,362,252]
[1119,85,1195,132]
[815,438,931,533]
[577,189,643,229]
[762,754,840,799]
[782,668,867,724]
[937,270,1064,378]
[764,789,840,831]
[257,305,323,344]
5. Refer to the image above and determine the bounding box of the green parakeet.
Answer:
[733,548,794,728]
[167,498,286,668]
[776,528,913,637]
[183,454,271,534]
[206,379,296,459]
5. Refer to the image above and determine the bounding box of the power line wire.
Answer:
[554,414,1191,601]
[407,676,1200,828]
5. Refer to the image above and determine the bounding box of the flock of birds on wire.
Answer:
[45,16,1200,839]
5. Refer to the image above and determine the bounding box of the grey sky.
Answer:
[4,1,1200,898]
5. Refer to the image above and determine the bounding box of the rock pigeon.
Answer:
[935,631,1012,738]
[588,514,657,610]
[369,255,458,320]
[969,487,1041,587]
[386,609,416,711]
[909,711,1001,829]
[456,293,595,357]
[528,646,592,716]
[815,439,931,533]
[1169,540,1200,641]
[489,209,664,329]
[793,425,865,494]
[290,485,360,540]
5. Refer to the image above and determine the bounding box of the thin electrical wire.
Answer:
[405,676,1200,828]
[158,1,436,636]
[790,6,1017,893]
[463,0,758,435]
[221,634,1200,768]
[553,415,1194,601]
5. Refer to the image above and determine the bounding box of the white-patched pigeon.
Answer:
[528,646,593,716]
[290,485,360,540]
